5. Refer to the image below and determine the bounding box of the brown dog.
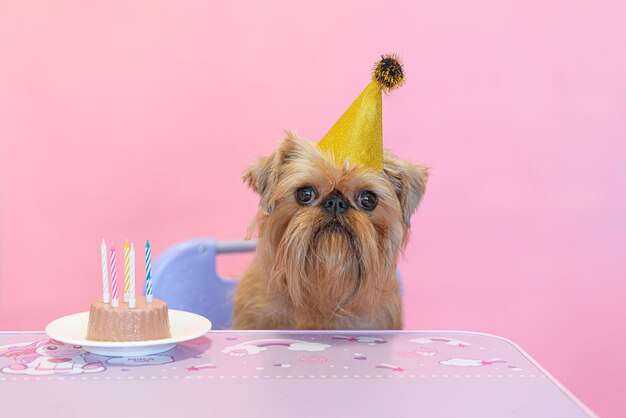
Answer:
[233,131,428,329]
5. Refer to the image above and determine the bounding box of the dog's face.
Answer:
[244,132,428,312]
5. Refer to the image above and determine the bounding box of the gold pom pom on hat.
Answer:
[318,54,405,172]
[372,54,405,92]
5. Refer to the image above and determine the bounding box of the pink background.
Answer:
[0,1,624,416]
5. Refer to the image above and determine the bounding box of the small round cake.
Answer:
[87,296,171,342]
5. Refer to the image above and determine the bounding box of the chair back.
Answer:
[151,238,256,330]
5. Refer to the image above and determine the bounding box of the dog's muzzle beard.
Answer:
[270,211,383,318]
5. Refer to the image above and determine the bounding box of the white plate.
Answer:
[45,310,212,357]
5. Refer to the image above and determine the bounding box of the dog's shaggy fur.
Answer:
[233,132,428,329]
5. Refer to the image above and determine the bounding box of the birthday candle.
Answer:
[110,247,119,308]
[123,240,131,302]
[129,243,136,309]
[145,240,153,303]
[100,239,110,304]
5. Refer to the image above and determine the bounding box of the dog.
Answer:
[232,131,428,329]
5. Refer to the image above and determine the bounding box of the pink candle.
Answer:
[110,246,119,308]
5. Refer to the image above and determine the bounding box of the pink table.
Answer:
[1,330,595,417]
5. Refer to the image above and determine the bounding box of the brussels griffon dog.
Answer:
[233,131,428,330]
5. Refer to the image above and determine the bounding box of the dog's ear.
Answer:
[243,153,281,214]
[243,131,304,214]
[383,150,429,226]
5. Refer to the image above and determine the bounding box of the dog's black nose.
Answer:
[322,194,349,216]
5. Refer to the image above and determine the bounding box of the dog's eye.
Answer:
[296,186,317,205]
[356,191,378,211]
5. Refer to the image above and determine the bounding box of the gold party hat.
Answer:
[318,54,404,172]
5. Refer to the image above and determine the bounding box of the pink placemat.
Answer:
[0,330,595,418]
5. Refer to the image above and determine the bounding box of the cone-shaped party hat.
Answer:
[318,54,404,172]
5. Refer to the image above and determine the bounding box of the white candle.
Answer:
[101,239,110,304]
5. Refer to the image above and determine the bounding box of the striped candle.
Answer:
[100,239,110,303]
[129,243,136,308]
[110,246,119,308]
[123,240,131,302]
[145,240,153,303]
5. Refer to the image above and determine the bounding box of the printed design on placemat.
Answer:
[440,358,521,370]
[375,363,406,372]
[222,339,331,356]
[332,336,387,345]
[186,363,217,372]
[396,346,438,358]
[0,334,536,379]
[106,355,174,367]
[272,363,291,368]
[299,355,328,364]
[0,339,105,375]
[410,337,470,347]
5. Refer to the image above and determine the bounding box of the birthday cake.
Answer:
[86,296,171,342]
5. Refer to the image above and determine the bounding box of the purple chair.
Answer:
[151,239,256,330]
